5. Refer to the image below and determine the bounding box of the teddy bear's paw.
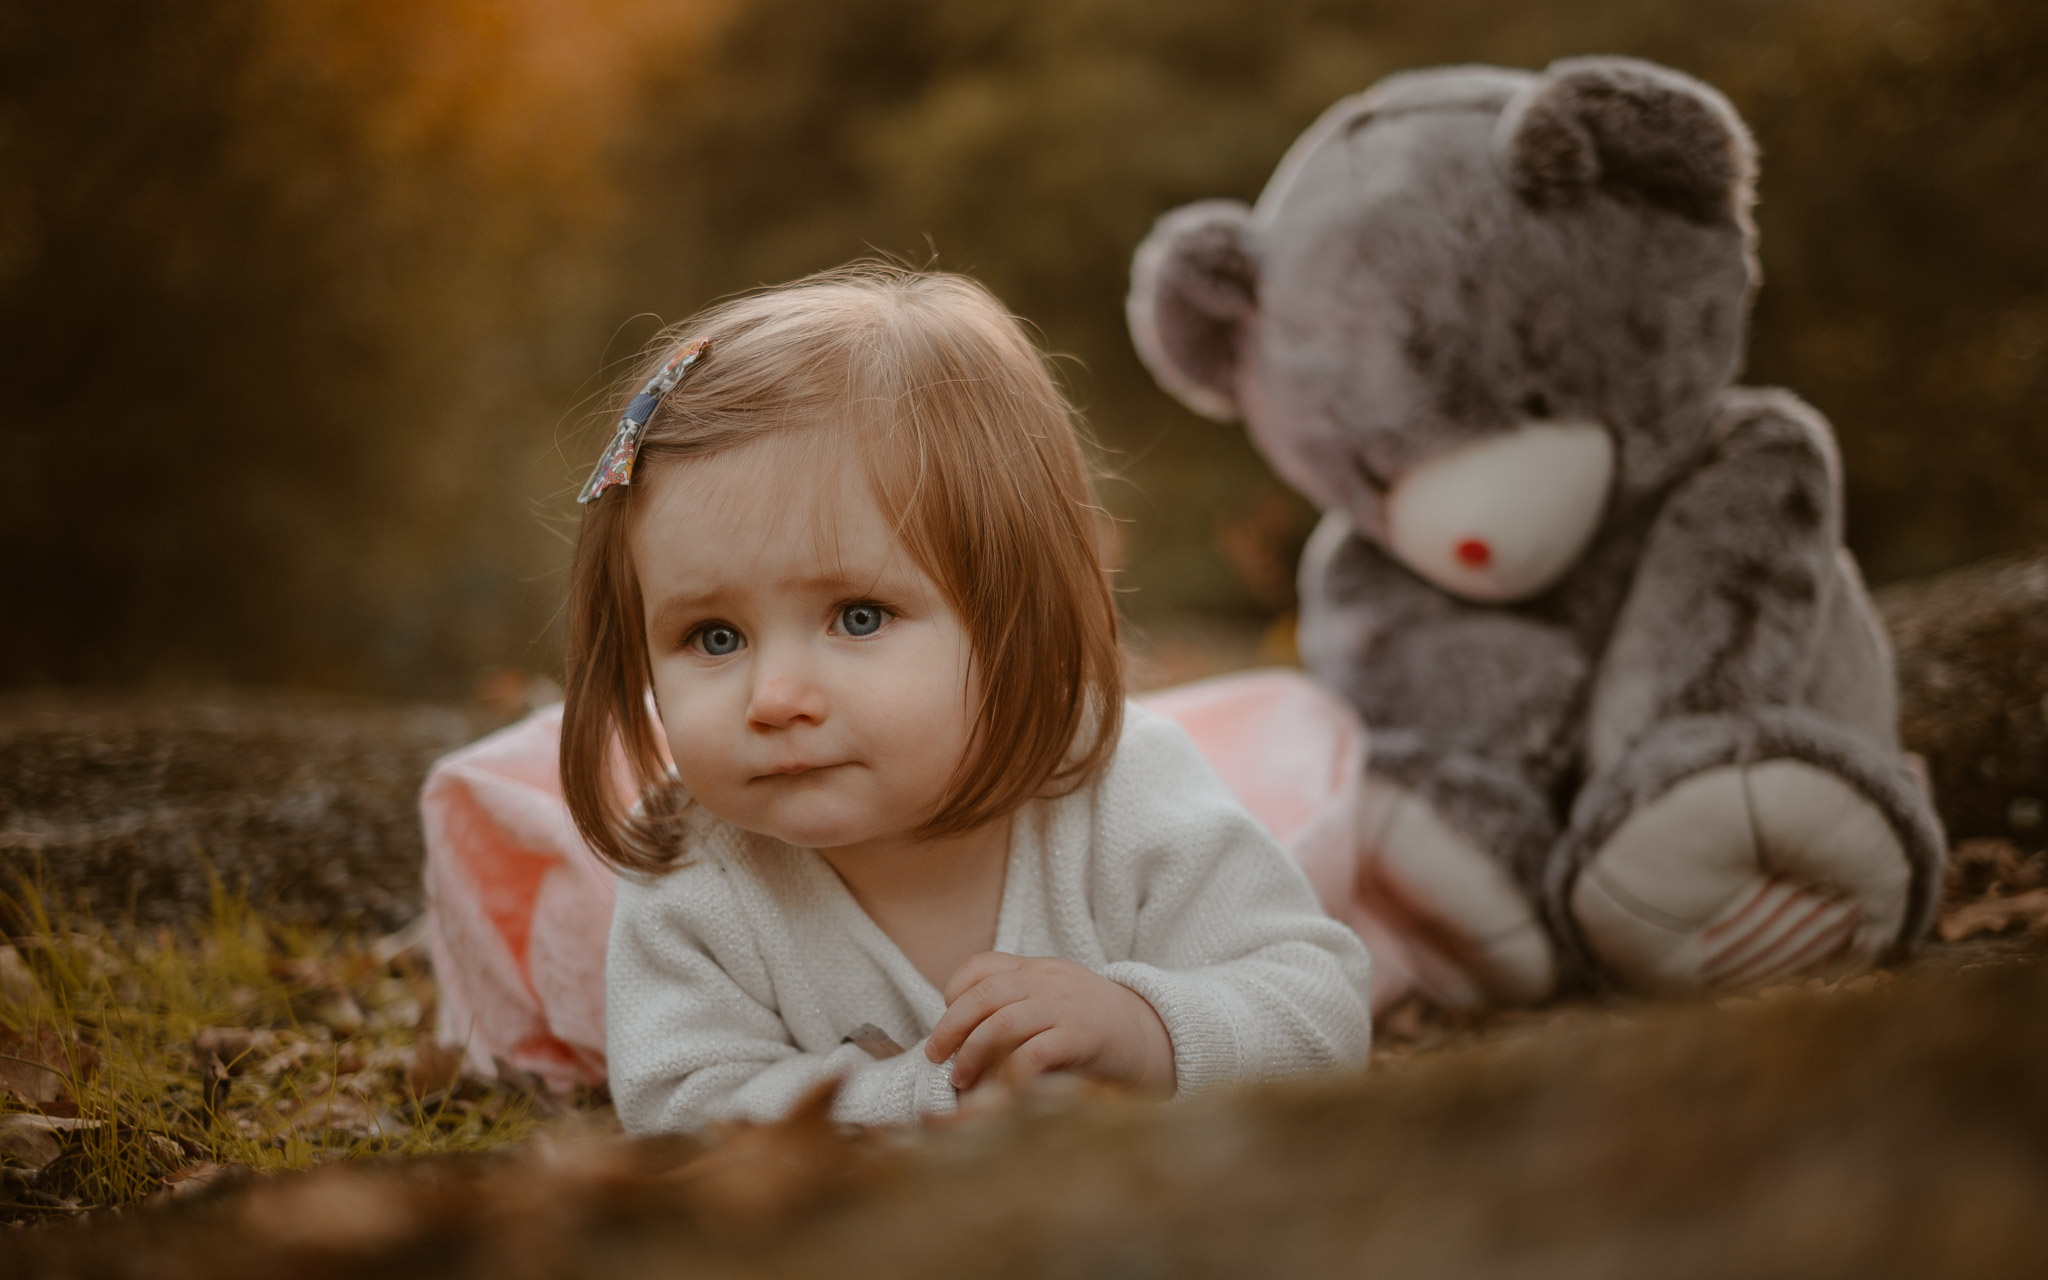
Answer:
[1570,761,1912,994]
[1359,780,1557,1006]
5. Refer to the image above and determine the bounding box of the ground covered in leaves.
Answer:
[3,837,2045,1275]
[0,879,590,1225]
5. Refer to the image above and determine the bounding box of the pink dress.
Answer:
[422,670,1426,1089]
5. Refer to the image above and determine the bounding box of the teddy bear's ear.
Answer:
[1127,199,1257,421]
[1497,57,1756,227]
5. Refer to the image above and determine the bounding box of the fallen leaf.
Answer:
[0,1114,103,1171]
[267,954,333,988]
[0,1116,62,1169]
[1943,837,2048,902]
[355,1043,416,1074]
[377,995,424,1031]
[1938,888,2048,942]
[194,1027,273,1071]
[278,1087,389,1137]
[0,1025,100,1107]
[251,1036,323,1077]
[154,1161,254,1202]
[145,1132,188,1171]
[305,992,367,1035]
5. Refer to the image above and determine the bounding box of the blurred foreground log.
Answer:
[1,548,2041,929]
[11,940,2047,1278]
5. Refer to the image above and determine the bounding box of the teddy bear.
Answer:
[1126,57,1944,1003]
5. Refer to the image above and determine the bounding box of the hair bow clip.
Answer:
[577,337,712,504]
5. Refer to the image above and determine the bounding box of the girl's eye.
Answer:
[839,603,888,637]
[692,624,743,656]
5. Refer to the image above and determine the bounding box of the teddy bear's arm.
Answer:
[1299,510,1589,766]
[1298,506,1589,880]
[1585,389,1856,775]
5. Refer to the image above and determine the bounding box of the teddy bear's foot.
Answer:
[1360,778,1557,1006]
[1569,760,1911,994]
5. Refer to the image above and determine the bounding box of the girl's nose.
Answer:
[746,661,827,729]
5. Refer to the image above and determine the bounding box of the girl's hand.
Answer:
[924,952,1175,1095]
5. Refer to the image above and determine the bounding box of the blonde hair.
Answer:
[560,265,1125,873]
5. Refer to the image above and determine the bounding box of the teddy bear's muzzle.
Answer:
[1383,421,1615,603]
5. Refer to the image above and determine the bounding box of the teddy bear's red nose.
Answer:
[1455,538,1493,569]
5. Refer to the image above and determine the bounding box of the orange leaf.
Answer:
[1937,888,2048,942]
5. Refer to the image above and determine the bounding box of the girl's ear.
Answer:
[1497,56,1757,228]
[1127,199,1258,421]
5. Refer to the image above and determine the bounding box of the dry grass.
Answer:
[0,870,592,1225]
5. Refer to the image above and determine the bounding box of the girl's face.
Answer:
[630,433,980,855]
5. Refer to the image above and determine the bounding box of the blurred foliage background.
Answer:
[2,0,2043,696]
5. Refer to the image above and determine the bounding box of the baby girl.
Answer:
[553,266,1374,1129]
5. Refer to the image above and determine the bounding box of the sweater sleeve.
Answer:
[1093,707,1375,1093]
[606,861,957,1134]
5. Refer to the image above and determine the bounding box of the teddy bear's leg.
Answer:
[1547,709,1942,994]
[1358,754,1561,1006]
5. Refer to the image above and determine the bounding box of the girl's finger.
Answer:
[941,950,1026,1005]
[999,1028,1080,1086]
[925,968,1033,1062]
[949,999,1057,1089]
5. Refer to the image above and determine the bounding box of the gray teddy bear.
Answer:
[1127,57,1943,1003]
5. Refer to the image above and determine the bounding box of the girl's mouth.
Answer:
[758,761,843,779]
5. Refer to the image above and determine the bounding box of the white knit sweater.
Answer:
[605,702,1374,1133]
